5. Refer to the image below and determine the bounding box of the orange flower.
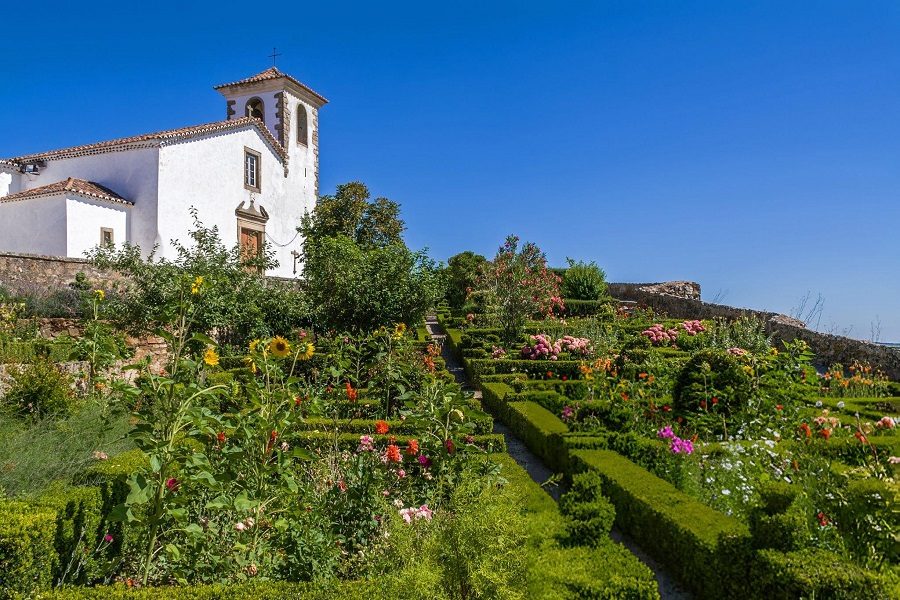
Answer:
[638,372,648,379]
[799,423,812,438]
[819,428,831,440]
[375,420,390,435]
[345,382,358,402]
[854,431,868,444]
[406,439,420,455]
[385,444,402,463]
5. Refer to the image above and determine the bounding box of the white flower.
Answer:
[234,521,246,532]
[837,401,845,409]
[722,489,731,496]
[815,400,823,408]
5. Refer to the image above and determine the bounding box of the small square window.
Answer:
[244,148,261,192]
[100,228,114,246]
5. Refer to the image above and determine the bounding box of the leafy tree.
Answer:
[477,236,563,343]
[303,235,441,332]
[301,181,405,248]
[86,212,310,346]
[561,258,608,301]
[444,251,487,310]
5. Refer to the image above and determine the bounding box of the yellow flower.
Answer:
[94,289,105,301]
[298,342,315,361]
[191,276,204,295]
[203,346,220,367]
[394,323,407,335]
[269,336,291,358]
[249,339,260,353]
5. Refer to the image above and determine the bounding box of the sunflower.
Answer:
[191,276,204,295]
[203,347,220,367]
[249,339,260,353]
[269,336,291,358]
[298,342,315,361]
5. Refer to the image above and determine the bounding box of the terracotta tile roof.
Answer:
[214,67,328,105]
[1,177,133,206]
[6,117,286,163]
[0,159,20,169]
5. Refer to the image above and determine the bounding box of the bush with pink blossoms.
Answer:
[875,416,896,430]
[657,425,693,454]
[681,320,706,336]
[398,504,434,523]
[642,324,679,346]
[491,346,507,359]
[727,347,748,357]
[559,335,592,356]
[521,334,592,360]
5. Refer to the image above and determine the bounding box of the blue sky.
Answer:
[1,1,898,340]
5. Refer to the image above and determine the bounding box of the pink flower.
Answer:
[165,478,179,493]
[876,416,896,430]
[657,425,675,439]
[103,534,114,544]
[727,347,748,357]
[234,521,246,532]
[358,435,375,452]
[561,405,575,421]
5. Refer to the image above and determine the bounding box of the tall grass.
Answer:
[0,401,133,497]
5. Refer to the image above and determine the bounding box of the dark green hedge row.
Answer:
[750,548,896,599]
[505,402,569,472]
[557,299,615,318]
[0,501,57,598]
[570,449,751,599]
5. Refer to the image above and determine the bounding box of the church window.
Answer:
[245,97,265,122]
[100,227,114,246]
[297,104,308,146]
[244,148,261,192]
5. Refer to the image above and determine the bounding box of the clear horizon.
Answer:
[1,1,897,341]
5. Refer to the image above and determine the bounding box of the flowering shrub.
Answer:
[681,320,706,336]
[477,235,563,342]
[657,425,694,455]
[641,324,679,346]
[520,334,592,360]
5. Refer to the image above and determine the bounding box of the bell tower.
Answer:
[214,67,328,192]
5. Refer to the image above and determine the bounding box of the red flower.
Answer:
[854,431,868,444]
[818,428,831,440]
[385,444,402,463]
[700,400,707,410]
[711,397,719,405]
[338,479,347,492]
[561,375,568,381]
[375,420,390,435]
[345,382,358,402]
[662,405,671,412]
[294,396,303,407]
[406,439,420,455]
[817,511,829,527]
[546,371,553,378]
[775,404,783,411]
[621,393,630,401]
[165,478,179,493]
[445,439,456,454]
[216,431,226,444]
[799,423,812,438]
[270,430,279,441]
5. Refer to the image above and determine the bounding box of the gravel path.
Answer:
[424,316,692,600]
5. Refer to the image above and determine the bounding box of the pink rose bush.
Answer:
[876,416,896,430]
[681,320,706,335]
[727,347,748,357]
[399,504,433,523]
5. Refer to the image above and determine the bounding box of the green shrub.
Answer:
[2,359,77,419]
[505,402,569,472]
[748,483,807,553]
[444,251,487,310]
[571,449,751,599]
[751,548,894,599]
[561,259,608,301]
[673,349,753,417]
[31,483,105,584]
[0,501,58,598]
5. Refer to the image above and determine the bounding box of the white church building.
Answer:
[0,67,326,278]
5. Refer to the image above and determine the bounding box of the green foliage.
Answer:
[31,483,106,585]
[444,251,487,310]
[300,181,405,249]
[0,501,58,598]
[673,349,753,417]
[476,236,562,343]
[561,258,608,301]
[505,402,569,472]
[751,548,894,599]
[302,235,441,332]
[748,481,808,552]
[571,449,752,599]
[87,213,309,346]
[559,472,616,546]
[1,359,77,419]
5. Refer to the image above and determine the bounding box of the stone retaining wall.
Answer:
[0,252,120,296]
[611,286,900,380]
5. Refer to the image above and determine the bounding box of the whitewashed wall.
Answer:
[32,148,160,252]
[65,196,129,257]
[158,126,308,278]
[0,170,21,197]
[0,195,67,255]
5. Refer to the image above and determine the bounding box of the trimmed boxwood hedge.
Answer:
[750,548,896,599]
[0,501,58,598]
[570,449,751,599]
[505,402,569,472]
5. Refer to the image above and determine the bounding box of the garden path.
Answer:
[424,315,693,600]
